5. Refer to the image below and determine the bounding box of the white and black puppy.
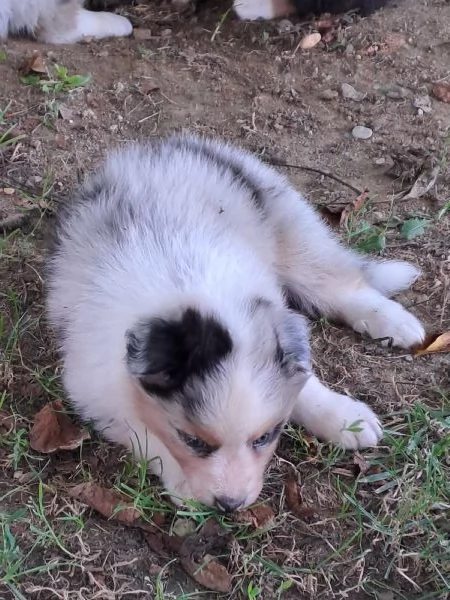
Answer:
[0,0,132,44]
[233,0,391,21]
[46,134,424,511]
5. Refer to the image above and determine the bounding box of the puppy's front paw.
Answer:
[331,396,383,450]
[352,298,425,349]
[292,383,383,450]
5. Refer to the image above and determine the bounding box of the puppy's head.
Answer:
[125,301,311,509]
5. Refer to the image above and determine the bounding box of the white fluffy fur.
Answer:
[0,0,132,44]
[47,134,425,508]
[233,0,279,20]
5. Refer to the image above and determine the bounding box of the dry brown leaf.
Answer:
[285,478,318,519]
[68,482,165,528]
[412,331,450,357]
[299,33,322,50]
[340,189,370,227]
[236,504,275,528]
[404,164,440,200]
[181,554,232,593]
[30,400,90,453]
[21,51,47,75]
[432,82,450,104]
[179,520,232,593]
[353,451,370,476]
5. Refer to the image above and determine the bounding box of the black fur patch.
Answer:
[126,308,233,400]
[291,0,391,16]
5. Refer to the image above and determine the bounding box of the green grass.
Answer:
[330,402,450,597]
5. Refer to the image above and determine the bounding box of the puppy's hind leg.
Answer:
[273,189,425,349]
[39,0,132,43]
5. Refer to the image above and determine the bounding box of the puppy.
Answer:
[233,0,391,21]
[46,134,424,511]
[0,0,132,44]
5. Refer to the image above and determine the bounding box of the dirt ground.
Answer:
[1,1,449,599]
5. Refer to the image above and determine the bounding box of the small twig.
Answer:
[267,158,365,195]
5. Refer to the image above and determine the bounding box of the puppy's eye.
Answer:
[252,432,272,448]
[177,430,217,457]
[252,421,284,449]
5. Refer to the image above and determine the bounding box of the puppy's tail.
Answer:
[363,260,421,298]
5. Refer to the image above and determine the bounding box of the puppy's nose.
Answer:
[214,495,245,513]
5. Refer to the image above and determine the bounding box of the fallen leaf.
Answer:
[412,331,450,357]
[21,51,47,75]
[432,81,450,104]
[353,451,370,476]
[400,217,430,240]
[403,164,440,200]
[179,520,232,593]
[339,189,370,228]
[285,478,318,519]
[321,190,369,230]
[30,400,90,453]
[68,481,165,529]
[299,33,322,50]
[236,504,275,528]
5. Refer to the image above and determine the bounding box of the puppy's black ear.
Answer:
[126,308,233,397]
[275,311,311,382]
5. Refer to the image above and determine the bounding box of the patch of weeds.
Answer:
[21,64,91,94]
[0,101,26,149]
[0,484,82,593]
[113,455,173,522]
[331,402,450,596]
[343,199,387,252]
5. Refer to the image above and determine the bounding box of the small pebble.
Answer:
[413,94,432,114]
[374,157,386,165]
[299,32,321,50]
[352,125,373,140]
[341,83,365,102]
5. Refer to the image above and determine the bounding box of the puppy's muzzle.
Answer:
[214,495,245,513]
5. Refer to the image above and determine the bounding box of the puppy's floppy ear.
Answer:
[275,310,311,382]
[126,308,233,397]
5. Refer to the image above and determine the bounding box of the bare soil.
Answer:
[1,1,449,599]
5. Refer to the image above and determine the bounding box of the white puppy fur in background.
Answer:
[46,134,425,511]
[0,0,132,44]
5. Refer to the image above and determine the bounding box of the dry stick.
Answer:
[267,159,365,196]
